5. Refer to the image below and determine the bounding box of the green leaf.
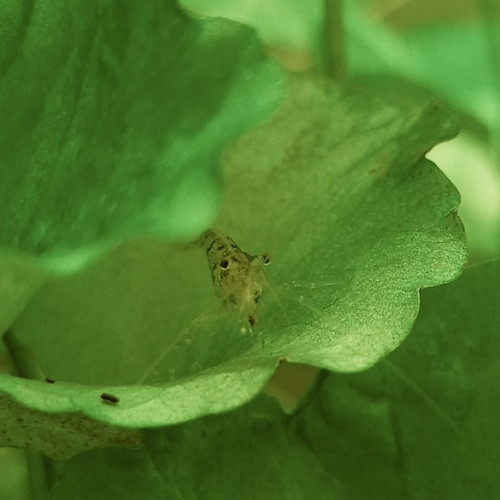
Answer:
[52,397,341,499]
[51,448,176,500]
[46,260,500,496]
[380,258,500,499]
[295,369,408,500]
[344,3,415,80]
[3,76,465,428]
[0,361,275,428]
[216,76,466,372]
[345,9,500,133]
[0,393,142,461]
[427,133,500,257]
[403,23,500,130]
[181,0,323,55]
[0,0,283,272]
[0,449,28,500]
[0,254,43,334]
[146,396,342,499]
[296,259,500,499]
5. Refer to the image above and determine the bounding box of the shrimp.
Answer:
[199,229,271,327]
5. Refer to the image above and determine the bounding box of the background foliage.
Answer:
[1,1,499,498]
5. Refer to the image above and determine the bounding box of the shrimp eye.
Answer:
[219,259,230,270]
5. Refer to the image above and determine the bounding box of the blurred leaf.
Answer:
[179,0,413,75]
[52,397,341,500]
[381,258,500,499]
[0,449,28,500]
[145,396,341,499]
[344,3,415,80]
[404,23,500,131]
[0,0,283,273]
[297,259,500,500]
[345,8,500,135]
[2,76,466,429]
[181,0,322,55]
[295,370,408,500]
[51,448,175,500]
[0,254,43,335]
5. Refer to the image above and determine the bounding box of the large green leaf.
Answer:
[0,76,466,429]
[51,397,341,500]
[34,261,500,496]
[295,370,408,500]
[297,258,500,499]
[216,76,466,372]
[51,448,176,500]
[0,361,274,428]
[0,0,283,272]
[379,259,500,499]
[179,2,500,260]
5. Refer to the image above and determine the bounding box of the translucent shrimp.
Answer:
[199,229,271,327]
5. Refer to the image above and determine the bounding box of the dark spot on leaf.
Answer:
[101,393,119,404]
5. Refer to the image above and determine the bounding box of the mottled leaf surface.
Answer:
[0,393,142,461]
[217,76,466,371]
